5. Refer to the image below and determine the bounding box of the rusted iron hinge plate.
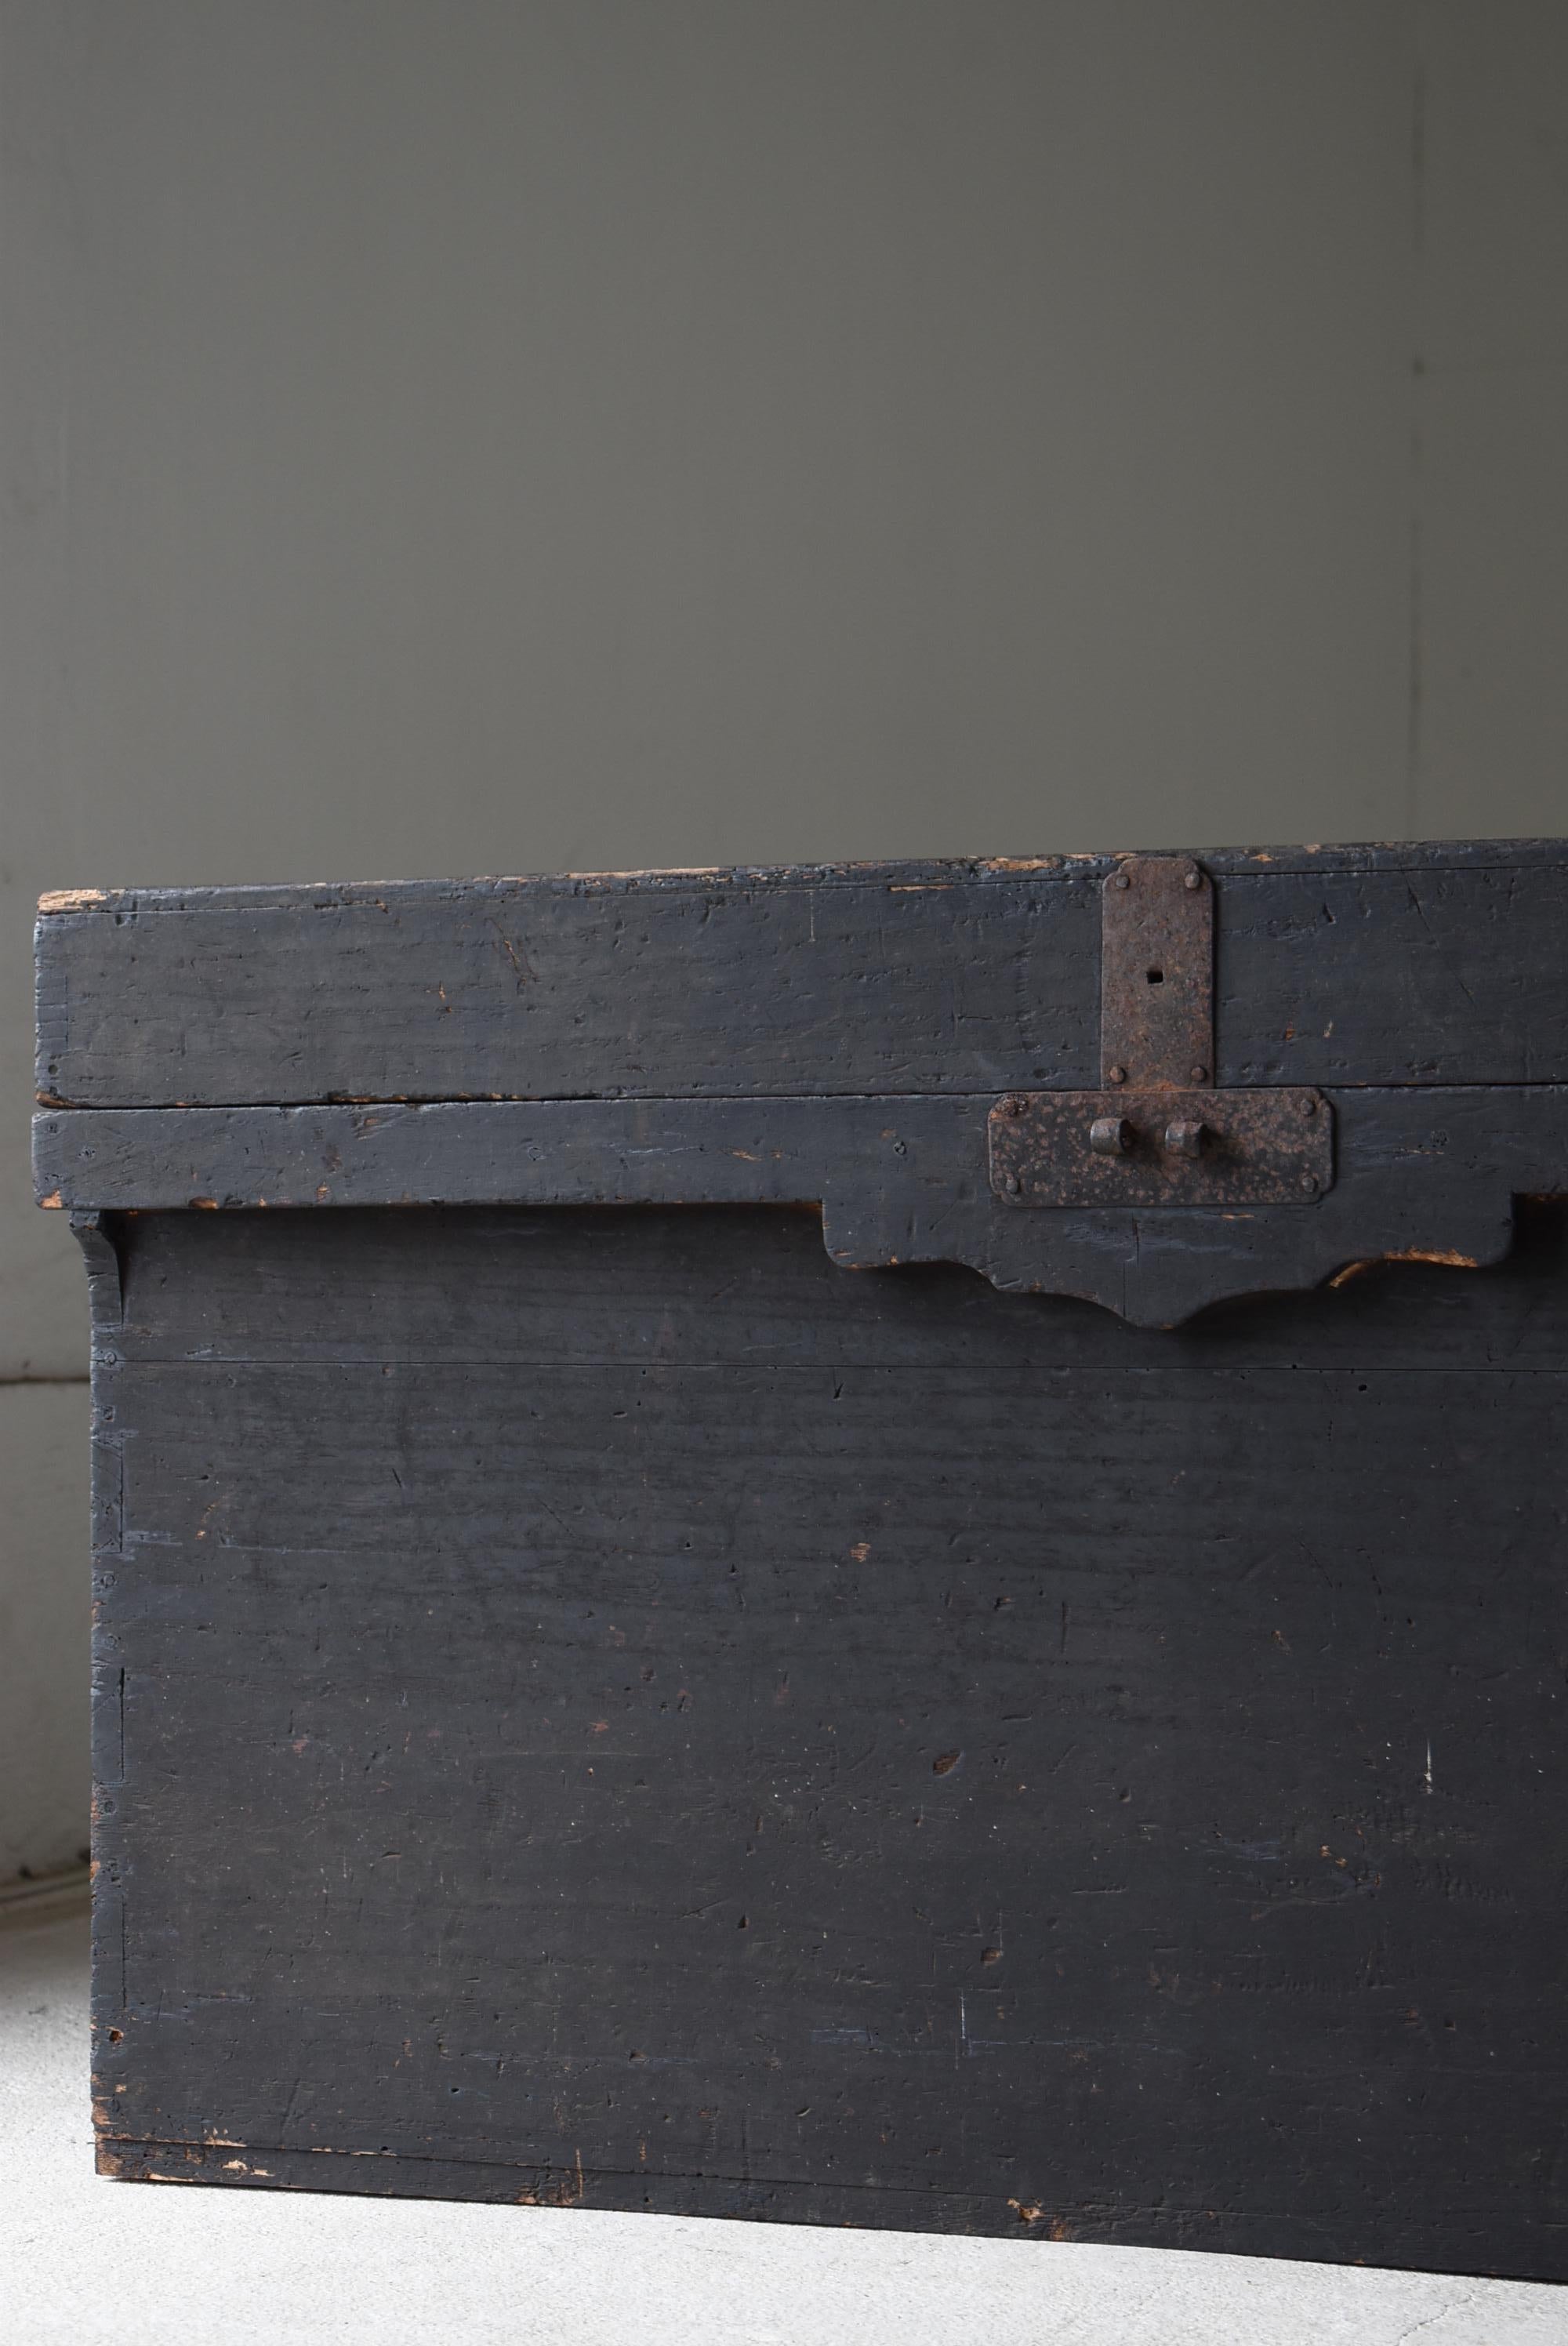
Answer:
[1102,855,1213,1088]
[989,1088,1334,1209]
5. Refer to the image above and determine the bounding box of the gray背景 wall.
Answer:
[2,0,1565,1875]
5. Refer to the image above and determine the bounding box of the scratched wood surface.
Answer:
[36,1084,1568,1327]
[89,1202,1568,2276]
[38,843,1568,1106]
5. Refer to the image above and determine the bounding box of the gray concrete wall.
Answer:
[2,1,1564,1875]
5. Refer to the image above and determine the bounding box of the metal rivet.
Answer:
[1301,1097,1316,1117]
[1090,1117,1134,1157]
[1107,1064,1127,1085]
[1110,872,1131,891]
[1004,1174,1021,1194]
[1189,1064,1208,1083]
[1184,867,1203,891]
[1299,1171,1319,1194]
[1163,1119,1207,1160]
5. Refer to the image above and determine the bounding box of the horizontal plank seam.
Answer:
[37,1080,1568,1112]
[103,1360,1568,1375]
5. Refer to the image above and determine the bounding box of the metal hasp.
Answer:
[991,853,1336,1208]
[990,1084,1332,1208]
[1101,854,1214,1087]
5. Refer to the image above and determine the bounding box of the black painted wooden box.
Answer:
[34,843,1568,2279]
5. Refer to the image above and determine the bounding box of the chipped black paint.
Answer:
[78,1202,1568,2276]
[41,841,1568,2277]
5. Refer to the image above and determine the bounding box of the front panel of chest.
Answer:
[88,1204,1568,2269]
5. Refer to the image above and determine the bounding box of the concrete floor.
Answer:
[4,1905,1564,2346]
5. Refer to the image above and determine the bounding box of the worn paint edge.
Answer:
[32,838,1568,919]
[89,2138,1568,2274]
[1328,1247,1483,1287]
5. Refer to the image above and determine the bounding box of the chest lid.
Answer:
[34,839,1568,1324]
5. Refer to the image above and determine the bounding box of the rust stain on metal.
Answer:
[1101,857,1213,1088]
[990,1089,1333,1209]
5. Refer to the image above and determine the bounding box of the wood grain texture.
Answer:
[38,844,1568,1107]
[53,840,1568,2272]
[36,1086,1568,1324]
[87,1202,1568,2276]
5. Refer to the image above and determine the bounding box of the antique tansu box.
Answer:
[33,842,1568,2279]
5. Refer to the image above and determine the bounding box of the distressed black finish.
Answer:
[34,1085,1568,1325]
[37,841,1568,2276]
[84,1204,1568,2274]
[35,841,1568,1107]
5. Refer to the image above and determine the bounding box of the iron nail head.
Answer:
[1184,868,1203,891]
[1189,1064,1208,1083]
[1299,1171,1319,1194]
[1107,1064,1127,1085]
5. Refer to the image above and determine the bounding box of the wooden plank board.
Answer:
[37,845,1568,1107]
[88,1201,1568,2276]
[36,1087,1568,1325]
[38,870,1100,1107]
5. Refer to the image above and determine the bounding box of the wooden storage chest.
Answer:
[34,842,1568,2277]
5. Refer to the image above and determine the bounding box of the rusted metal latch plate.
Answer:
[993,853,1335,1207]
[989,1087,1333,1208]
[1100,853,1214,1088]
